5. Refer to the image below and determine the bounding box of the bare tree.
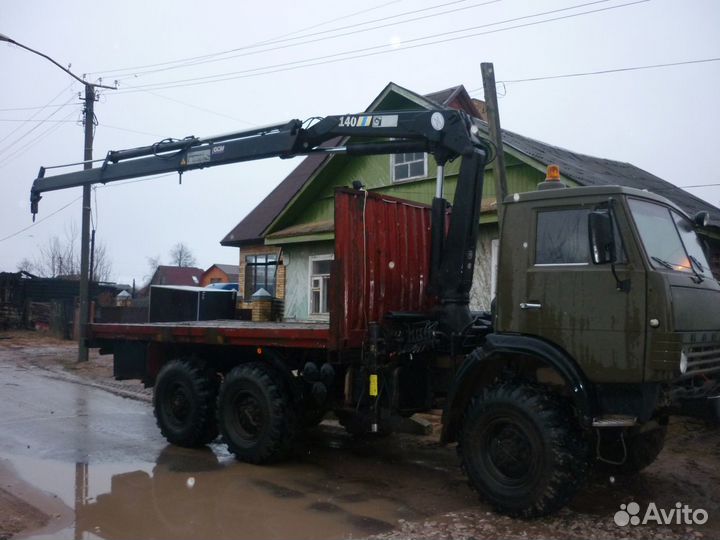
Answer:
[144,255,162,284]
[92,242,113,282]
[21,222,113,281]
[36,225,79,278]
[16,258,38,275]
[169,243,196,267]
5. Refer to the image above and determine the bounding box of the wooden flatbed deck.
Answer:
[88,320,330,349]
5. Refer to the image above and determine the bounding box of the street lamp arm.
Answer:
[1,31,113,362]
[0,33,116,90]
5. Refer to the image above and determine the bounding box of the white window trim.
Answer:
[308,254,333,319]
[391,152,428,183]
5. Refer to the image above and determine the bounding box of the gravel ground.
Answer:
[0,487,48,540]
[2,330,719,540]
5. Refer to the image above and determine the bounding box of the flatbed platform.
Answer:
[89,320,330,349]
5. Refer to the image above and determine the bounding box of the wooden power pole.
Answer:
[481,62,508,228]
[77,85,95,362]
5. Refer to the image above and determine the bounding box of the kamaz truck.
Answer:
[29,105,720,517]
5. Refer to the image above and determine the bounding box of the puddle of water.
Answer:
[3,444,446,540]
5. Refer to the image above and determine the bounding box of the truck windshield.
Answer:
[629,198,711,277]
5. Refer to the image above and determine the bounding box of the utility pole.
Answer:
[481,62,508,229]
[0,33,115,362]
[89,229,96,283]
[78,85,95,362]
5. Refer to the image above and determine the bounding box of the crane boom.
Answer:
[31,110,481,213]
[30,108,490,332]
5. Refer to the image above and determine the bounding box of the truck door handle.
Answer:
[520,302,542,310]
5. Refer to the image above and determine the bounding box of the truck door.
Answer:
[519,200,647,383]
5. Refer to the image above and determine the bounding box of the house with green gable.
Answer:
[221,82,720,321]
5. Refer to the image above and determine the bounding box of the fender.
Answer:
[441,333,596,443]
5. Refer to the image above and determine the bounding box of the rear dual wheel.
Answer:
[153,359,219,447]
[217,362,298,464]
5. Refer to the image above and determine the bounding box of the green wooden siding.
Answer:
[266,151,570,236]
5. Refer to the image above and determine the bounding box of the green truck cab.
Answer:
[498,183,718,396]
[445,181,719,517]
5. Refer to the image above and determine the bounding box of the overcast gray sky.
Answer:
[2,0,719,285]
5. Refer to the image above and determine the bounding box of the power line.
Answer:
[114,82,257,126]
[0,118,78,123]
[113,0,496,82]
[88,0,407,77]
[112,0,626,92]
[0,171,180,244]
[251,0,405,43]
[663,182,720,190]
[0,110,77,169]
[113,0,648,94]
[99,123,168,138]
[0,94,77,158]
[468,57,720,90]
[0,195,82,243]
[98,172,177,188]
[0,83,73,148]
[0,103,77,112]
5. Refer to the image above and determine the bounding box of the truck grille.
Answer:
[685,344,720,377]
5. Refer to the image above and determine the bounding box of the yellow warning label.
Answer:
[369,374,378,397]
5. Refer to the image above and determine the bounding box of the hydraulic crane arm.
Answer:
[30,108,490,333]
[30,109,482,215]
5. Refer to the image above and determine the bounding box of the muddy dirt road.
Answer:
[1,333,719,539]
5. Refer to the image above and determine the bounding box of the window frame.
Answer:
[628,197,711,276]
[308,254,333,319]
[391,152,428,183]
[244,253,278,298]
[534,207,593,267]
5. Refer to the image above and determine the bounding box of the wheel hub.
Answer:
[487,421,533,480]
[233,393,263,440]
[167,384,191,423]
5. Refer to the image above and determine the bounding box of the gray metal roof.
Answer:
[480,122,720,226]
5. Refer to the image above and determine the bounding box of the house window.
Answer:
[535,209,591,265]
[245,254,277,297]
[392,152,427,182]
[309,255,333,317]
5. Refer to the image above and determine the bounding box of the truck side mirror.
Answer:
[693,211,710,228]
[588,210,616,265]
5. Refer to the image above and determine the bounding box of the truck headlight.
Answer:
[680,350,688,374]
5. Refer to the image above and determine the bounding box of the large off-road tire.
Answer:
[598,424,667,474]
[153,359,219,447]
[217,362,298,464]
[458,383,589,518]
